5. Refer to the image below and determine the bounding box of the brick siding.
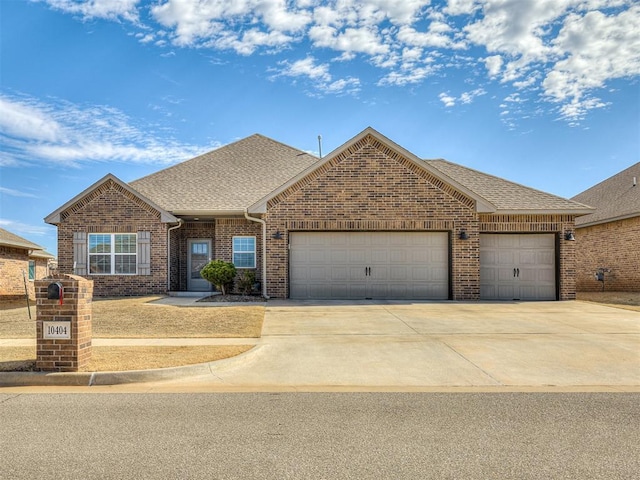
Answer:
[56,179,168,297]
[264,135,478,299]
[576,216,640,292]
[0,246,50,299]
[262,135,577,300]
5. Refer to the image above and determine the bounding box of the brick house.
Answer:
[0,228,55,300]
[46,128,592,300]
[572,162,640,292]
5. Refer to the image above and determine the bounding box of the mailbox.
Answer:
[47,282,64,303]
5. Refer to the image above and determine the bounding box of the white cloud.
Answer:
[484,55,502,77]
[439,92,457,107]
[0,187,39,199]
[276,57,332,82]
[41,0,640,124]
[0,219,52,237]
[543,6,640,116]
[42,0,140,22]
[273,57,361,95]
[460,88,487,103]
[0,94,216,167]
[0,96,64,142]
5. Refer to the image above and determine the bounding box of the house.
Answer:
[45,127,593,300]
[0,228,55,299]
[571,162,640,292]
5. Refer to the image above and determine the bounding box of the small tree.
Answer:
[200,260,236,295]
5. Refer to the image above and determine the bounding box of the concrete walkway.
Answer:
[1,300,639,390]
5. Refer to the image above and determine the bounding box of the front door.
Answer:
[187,239,212,291]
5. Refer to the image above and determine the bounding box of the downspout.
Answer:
[244,209,269,299]
[167,220,184,292]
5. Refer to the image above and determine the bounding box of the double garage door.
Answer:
[289,231,557,301]
[290,232,449,300]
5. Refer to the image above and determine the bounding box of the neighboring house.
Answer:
[0,228,55,299]
[45,127,592,301]
[572,162,640,292]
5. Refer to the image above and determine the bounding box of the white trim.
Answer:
[232,236,256,269]
[88,233,138,275]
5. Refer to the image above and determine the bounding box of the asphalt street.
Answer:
[1,392,638,479]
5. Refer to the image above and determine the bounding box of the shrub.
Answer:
[236,269,257,295]
[200,260,236,295]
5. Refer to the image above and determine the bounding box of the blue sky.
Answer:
[1,0,639,255]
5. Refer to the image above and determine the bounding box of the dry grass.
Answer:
[0,296,264,339]
[576,291,640,312]
[0,296,263,372]
[0,345,253,372]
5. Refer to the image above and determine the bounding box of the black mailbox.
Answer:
[47,282,64,301]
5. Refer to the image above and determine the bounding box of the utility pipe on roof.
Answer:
[167,220,183,292]
[244,209,269,299]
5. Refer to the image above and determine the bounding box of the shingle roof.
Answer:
[0,228,44,251]
[572,162,640,227]
[128,130,591,216]
[427,159,593,213]
[130,134,318,214]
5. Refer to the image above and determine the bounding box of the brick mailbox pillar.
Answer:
[35,274,93,372]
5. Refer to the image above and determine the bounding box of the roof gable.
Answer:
[573,162,640,227]
[249,127,495,214]
[45,174,178,225]
[130,134,319,215]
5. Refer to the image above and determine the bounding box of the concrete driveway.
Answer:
[195,300,640,390]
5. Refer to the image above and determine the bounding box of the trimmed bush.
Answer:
[200,260,236,295]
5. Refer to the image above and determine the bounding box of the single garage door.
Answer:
[289,232,449,300]
[480,233,556,301]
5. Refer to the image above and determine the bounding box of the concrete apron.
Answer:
[184,300,640,389]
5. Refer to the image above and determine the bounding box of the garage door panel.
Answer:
[290,232,449,300]
[480,234,556,301]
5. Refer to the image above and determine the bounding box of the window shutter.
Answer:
[137,231,151,275]
[73,232,87,276]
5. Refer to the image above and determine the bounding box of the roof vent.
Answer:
[634,176,637,187]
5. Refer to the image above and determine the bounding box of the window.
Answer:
[232,236,256,268]
[88,233,137,275]
[28,260,35,281]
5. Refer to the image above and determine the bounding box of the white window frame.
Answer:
[232,236,256,269]
[88,233,137,275]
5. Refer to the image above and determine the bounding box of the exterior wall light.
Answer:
[459,229,469,240]
[271,231,283,240]
[564,231,575,241]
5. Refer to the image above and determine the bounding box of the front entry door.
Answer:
[187,239,212,291]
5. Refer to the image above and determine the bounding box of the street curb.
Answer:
[0,345,264,387]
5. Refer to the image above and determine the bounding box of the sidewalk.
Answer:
[1,300,639,391]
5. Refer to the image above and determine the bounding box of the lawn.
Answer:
[0,296,264,338]
[0,296,264,372]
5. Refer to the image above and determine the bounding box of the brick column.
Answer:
[35,274,93,372]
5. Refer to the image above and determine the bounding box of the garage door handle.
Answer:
[514,268,517,277]
[517,268,520,278]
